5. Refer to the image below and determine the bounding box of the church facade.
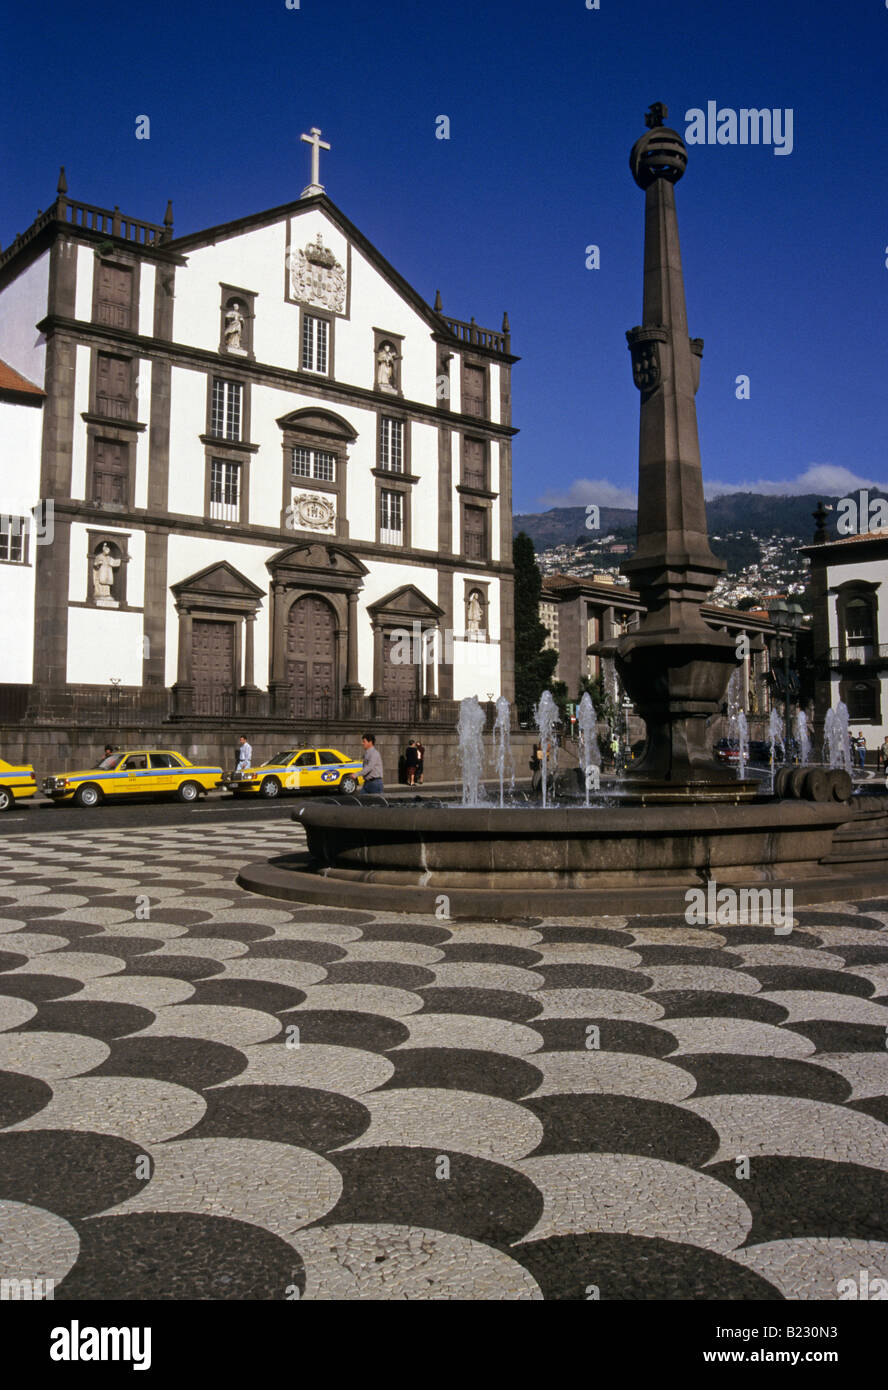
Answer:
[0,143,517,739]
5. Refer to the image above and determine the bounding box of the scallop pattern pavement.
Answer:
[0,822,887,1300]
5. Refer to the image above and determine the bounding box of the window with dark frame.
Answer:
[211,379,242,441]
[92,440,129,506]
[96,353,132,420]
[209,459,241,522]
[292,447,336,483]
[463,505,487,560]
[463,363,487,418]
[463,436,487,489]
[302,315,329,374]
[379,489,404,545]
[379,417,403,472]
[94,262,133,330]
[0,516,28,563]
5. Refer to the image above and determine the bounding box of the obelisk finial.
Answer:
[644,102,668,129]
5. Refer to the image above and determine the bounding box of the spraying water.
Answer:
[737,711,749,779]
[768,708,785,794]
[823,701,853,773]
[492,696,515,808]
[457,696,487,806]
[576,691,601,806]
[534,690,560,809]
[794,709,812,765]
[726,670,748,780]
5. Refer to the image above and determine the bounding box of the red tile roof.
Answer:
[0,358,44,397]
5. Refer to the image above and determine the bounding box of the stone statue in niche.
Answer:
[467,589,483,637]
[224,301,246,354]
[93,543,121,607]
[376,342,397,392]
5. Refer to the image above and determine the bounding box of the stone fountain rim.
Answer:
[292,799,861,834]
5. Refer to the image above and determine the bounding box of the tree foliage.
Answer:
[513,532,558,716]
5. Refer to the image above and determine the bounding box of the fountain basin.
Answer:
[237,797,888,918]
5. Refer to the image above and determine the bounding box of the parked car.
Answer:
[221,747,363,799]
[748,739,782,765]
[713,739,740,766]
[0,757,37,811]
[42,750,222,807]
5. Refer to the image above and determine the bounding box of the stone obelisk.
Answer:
[616,104,752,799]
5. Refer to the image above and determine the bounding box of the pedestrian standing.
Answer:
[235,735,253,775]
[416,741,425,785]
[361,733,384,795]
[404,740,419,786]
[878,735,888,773]
[855,732,867,770]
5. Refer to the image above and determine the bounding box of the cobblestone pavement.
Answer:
[1,822,887,1300]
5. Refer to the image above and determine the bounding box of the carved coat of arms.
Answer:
[287,233,346,312]
[626,326,667,393]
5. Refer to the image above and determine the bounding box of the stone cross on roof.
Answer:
[301,127,331,198]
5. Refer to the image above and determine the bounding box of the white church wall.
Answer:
[0,397,40,683]
[138,263,155,338]
[0,398,43,509]
[70,346,90,501]
[0,249,50,385]
[487,363,501,426]
[74,245,94,322]
[134,359,152,509]
[174,221,300,367]
[409,421,439,551]
[168,365,209,517]
[338,239,438,403]
[828,555,888,643]
[0,559,35,681]
[68,607,144,686]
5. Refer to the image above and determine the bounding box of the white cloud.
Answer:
[534,477,638,510]
[704,464,887,499]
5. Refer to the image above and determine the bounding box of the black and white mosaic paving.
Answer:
[1,822,887,1300]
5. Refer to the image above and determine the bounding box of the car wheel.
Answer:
[260,776,281,799]
[340,775,358,795]
[176,781,200,803]
[0,787,12,812]
[74,783,102,808]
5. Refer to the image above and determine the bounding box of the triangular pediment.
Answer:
[171,561,265,601]
[276,408,357,441]
[367,584,444,621]
[267,543,368,578]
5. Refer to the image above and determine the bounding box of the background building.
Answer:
[803,522,888,743]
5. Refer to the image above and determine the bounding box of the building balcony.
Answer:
[828,643,888,668]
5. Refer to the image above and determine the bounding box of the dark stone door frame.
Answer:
[267,542,368,718]
[170,560,264,717]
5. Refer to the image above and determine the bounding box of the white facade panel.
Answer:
[0,250,50,385]
[74,245,94,323]
[134,359,152,508]
[67,607,143,686]
[139,263,156,338]
[168,365,208,517]
[70,345,91,501]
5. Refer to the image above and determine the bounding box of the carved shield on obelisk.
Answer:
[626,326,668,392]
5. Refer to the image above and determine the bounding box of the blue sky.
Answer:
[3,0,886,513]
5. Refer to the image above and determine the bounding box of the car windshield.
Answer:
[266,751,299,766]
[95,754,124,770]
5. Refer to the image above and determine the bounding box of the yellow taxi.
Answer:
[221,747,363,799]
[42,750,223,807]
[0,758,38,812]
